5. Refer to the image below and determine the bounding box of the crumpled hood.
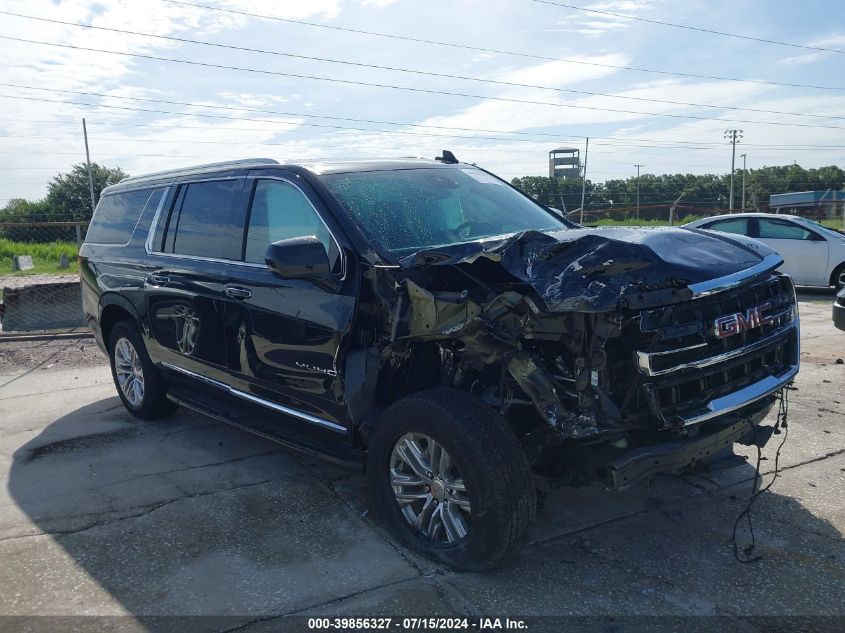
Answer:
[398,226,781,313]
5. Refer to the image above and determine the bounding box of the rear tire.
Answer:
[367,388,535,571]
[108,320,175,420]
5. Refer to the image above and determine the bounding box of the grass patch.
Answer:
[0,238,79,276]
[583,215,706,227]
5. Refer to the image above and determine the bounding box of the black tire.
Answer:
[832,263,845,292]
[108,319,175,420]
[367,388,536,571]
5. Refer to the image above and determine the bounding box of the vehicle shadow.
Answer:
[5,398,844,621]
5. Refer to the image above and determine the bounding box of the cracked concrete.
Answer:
[0,293,842,626]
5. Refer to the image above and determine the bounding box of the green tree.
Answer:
[510,176,597,216]
[45,163,128,220]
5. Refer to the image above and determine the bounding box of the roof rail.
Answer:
[116,158,280,185]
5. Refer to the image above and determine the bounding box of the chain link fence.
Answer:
[0,221,88,334]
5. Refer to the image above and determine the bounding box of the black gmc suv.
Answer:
[80,156,800,570]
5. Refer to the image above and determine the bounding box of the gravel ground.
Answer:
[0,337,105,373]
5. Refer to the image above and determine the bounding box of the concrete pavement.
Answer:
[0,295,842,629]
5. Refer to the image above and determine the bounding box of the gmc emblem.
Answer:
[714,303,774,339]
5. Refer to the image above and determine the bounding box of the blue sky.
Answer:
[1,0,844,205]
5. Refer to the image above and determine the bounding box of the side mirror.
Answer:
[265,236,340,292]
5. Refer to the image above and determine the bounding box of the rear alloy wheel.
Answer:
[390,432,471,544]
[367,388,535,571]
[114,337,145,407]
[108,319,175,420]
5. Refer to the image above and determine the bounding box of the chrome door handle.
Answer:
[147,273,170,286]
[225,286,252,299]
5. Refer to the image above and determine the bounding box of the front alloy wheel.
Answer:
[114,337,145,407]
[390,432,471,544]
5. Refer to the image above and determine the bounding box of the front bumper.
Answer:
[607,401,774,490]
[834,290,845,332]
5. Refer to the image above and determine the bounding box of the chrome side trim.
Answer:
[142,176,347,282]
[160,361,346,433]
[687,253,783,299]
[680,364,798,426]
[637,308,795,376]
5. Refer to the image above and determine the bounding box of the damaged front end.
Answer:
[363,227,799,489]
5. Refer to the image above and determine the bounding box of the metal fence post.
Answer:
[75,222,82,249]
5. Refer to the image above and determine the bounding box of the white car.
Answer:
[684,213,845,290]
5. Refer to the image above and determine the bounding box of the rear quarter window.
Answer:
[86,188,157,244]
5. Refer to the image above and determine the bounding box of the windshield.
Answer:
[320,166,566,257]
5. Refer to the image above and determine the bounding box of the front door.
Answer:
[222,174,357,432]
[755,217,829,286]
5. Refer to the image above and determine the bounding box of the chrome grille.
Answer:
[635,273,798,427]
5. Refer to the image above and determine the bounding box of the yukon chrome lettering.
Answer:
[295,361,338,376]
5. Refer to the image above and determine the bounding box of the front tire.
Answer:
[108,320,174,420]
[367,389,536,571]
[832,263,845,292]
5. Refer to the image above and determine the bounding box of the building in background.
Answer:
[769,190,845,220]
[548,148,581,180]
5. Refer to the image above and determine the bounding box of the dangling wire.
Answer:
[732,387,790,563]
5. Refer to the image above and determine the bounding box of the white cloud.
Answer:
[498,54,630,87]
[778,32,845,66]
[360,0,400,8]
[550,0,663,37]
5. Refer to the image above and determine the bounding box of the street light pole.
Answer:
[740,153,747,211]
[724,129,743,212]
[634,164,644,219]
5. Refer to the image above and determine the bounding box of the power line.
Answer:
[7,109,845,152]
[159,0,845,92]
[9,84,845,150]
[528,0,845,54]
[3,36,845,131]
[1,11,841,122]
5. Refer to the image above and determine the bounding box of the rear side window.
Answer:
[86,188,156,244]
[159,180,241,258]
[704,218,749,235]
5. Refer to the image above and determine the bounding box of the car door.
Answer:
[143,177,246,380]
[755,217,829,285]
[221,172,358,434]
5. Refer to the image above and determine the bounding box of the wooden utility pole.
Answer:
[724,129,743,211]
[83,118,96,214]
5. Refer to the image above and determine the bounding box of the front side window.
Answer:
[758,218,818,241]
[86,188,158,244]
[161,180,240,258]
[705,218,749,235]
[243,179,341,272]
[321,167,565,257]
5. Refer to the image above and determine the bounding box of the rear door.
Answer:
[143,177,246,379]
[755,217,829,285]
[221,171,357,433]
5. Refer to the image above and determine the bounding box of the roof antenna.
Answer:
[435,150,459,164]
